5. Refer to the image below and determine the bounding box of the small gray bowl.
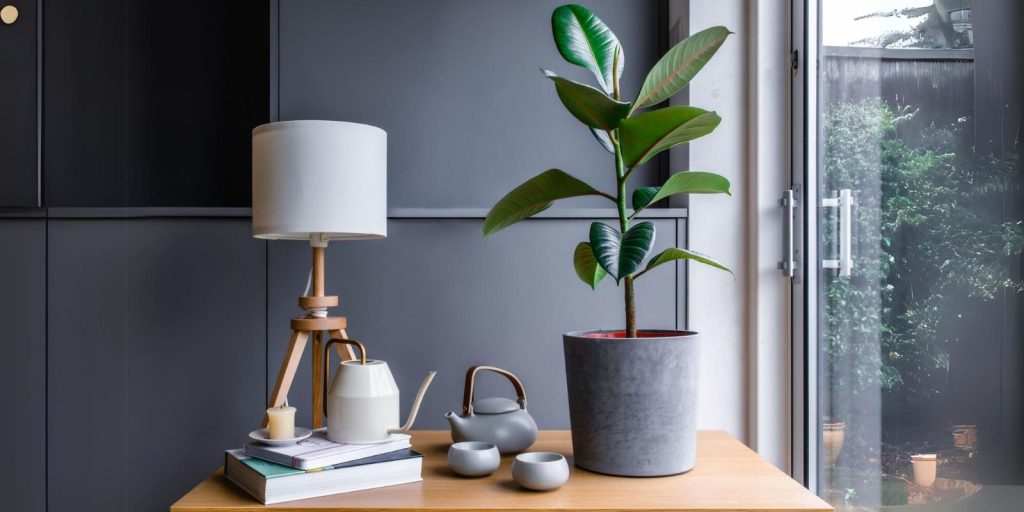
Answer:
[511,452,569,491]
[448,441,500,477]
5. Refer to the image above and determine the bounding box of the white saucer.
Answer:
[249,427,313,446]
[343,432,412,445]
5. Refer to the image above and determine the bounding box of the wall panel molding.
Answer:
[0,207,688,220]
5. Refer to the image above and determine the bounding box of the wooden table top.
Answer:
[171,430,831,512]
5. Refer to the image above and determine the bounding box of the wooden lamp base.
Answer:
[262,245,357,428]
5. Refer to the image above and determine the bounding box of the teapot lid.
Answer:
[472,397,520,414]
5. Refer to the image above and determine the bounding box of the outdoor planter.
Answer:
[911,454,937,487]
[823,421,846,467]
[951,425,977,451]
[564,330,700,476]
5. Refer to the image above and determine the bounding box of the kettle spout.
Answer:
[389,371,437,434]
[445,409,466,431]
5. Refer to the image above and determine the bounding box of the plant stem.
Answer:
[624,275,636,337]
[613,133,637,338]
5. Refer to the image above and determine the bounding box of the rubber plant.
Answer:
[483,4,732,337]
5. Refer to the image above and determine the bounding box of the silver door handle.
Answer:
[778,190,797,277]
[822,189,853,276]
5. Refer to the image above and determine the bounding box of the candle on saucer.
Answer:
[266,404,296,439]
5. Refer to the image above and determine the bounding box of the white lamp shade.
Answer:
[252,120,387,240]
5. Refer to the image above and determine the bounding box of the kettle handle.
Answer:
[323,337,368,417]
[462,365,527,415]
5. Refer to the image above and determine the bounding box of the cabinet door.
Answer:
[0,0,38,206]
[0,220,45,510]
[44,1,268,207]
[47,219,266,512]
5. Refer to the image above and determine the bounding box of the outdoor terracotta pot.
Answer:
[911,454,937,487]
[823,421,846,467]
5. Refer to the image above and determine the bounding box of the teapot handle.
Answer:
[323,337,368,418]
[462,365,527,415]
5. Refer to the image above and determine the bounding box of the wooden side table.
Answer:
[171,430,832,512]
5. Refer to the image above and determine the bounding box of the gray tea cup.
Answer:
[448,441,500,477]
[511,452,569,491]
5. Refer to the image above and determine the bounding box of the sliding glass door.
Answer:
[799,1,1024,509]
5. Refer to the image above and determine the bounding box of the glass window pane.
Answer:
[815,1,1024,509]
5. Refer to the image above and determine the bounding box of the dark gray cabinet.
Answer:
[0,0,38,207]
[43,1,269,207]
[0,220,45,510]
[267,217,685,430]
[47,219,266,512]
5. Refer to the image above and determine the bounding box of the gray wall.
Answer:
[0,2,687,511]
[277,0,666,208]
[269,0,677,429]
[269,216,685,430]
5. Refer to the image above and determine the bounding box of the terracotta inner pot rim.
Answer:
[566,329,698,340]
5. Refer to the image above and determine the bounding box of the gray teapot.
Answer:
[446,365,537,454]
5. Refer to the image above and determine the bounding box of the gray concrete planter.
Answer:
[563,330,700,477]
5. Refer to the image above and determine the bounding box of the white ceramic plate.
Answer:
[248,427,313,446]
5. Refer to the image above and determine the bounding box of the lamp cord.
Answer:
[302,267,328,317]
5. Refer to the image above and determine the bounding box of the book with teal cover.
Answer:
[225,448,424,504]
[229,448,422,478]
[237,454,305,478]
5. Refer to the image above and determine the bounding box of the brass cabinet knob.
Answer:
[0,5,18,25]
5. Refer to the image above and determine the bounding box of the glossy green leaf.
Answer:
[573,242,607,289]
[483,169,604,237]
[551,4,624,95]
[632,171,732,211]
[543,70,631,131]
[632,187,658,210]
[639,247,733,277]
[589,221,656,281]
[633,26,730,110]
[619,106,721,168]
[591,127,614,153]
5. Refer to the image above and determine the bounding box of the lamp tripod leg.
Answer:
[311,331,325,429]
[263,330,310,427]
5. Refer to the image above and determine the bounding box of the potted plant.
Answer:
[483,4,732,476]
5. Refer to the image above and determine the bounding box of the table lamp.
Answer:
[252,120,386,428]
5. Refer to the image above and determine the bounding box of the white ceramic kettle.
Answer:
[322,338,436,444]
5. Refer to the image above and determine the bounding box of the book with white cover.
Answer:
[225,448,423,505]
[243,429,411,470]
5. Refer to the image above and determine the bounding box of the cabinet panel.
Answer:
[44,1,269,207]
[0,220,45,510]
[47,219,266,512]
[279,0,663,209]
[267,218,683,430]
[0,0,37,206]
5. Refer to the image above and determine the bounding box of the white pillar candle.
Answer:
[266,406,297,439]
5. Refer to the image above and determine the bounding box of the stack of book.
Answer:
[226,430,422,504]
